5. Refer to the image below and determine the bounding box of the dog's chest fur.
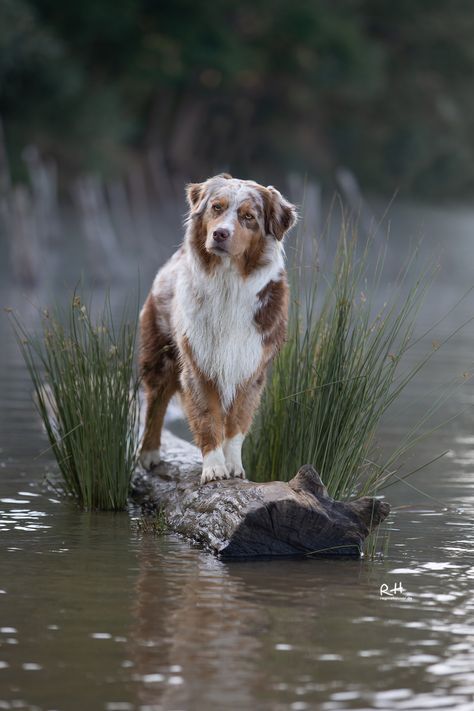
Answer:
[174,249,283,409]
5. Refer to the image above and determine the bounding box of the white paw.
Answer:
[140,448,161,471]
[229,465,246,480]
[200,464,231,485]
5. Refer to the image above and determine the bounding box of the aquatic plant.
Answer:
[10,293,140,511]
[244,215,469,500]
[130,510,168,535]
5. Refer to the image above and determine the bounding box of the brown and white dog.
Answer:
[139,173,297,484]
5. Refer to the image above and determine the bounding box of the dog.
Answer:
[139,173,297,484]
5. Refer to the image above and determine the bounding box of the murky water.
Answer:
[1,201,474,710]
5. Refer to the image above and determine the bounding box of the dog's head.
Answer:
[186,174,297,260]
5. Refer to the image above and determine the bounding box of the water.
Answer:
[1,200,474,710]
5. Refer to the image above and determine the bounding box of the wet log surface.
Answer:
[131,430,390,559]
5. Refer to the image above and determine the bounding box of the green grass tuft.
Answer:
[10,292,140,511]
[244,216,466,500]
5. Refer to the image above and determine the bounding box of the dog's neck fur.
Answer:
[174,224,285,409]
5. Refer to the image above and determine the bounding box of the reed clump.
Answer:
[10,293,140,511]
[244,218,461,501]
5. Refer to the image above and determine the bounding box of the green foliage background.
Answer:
[2,0,474,196]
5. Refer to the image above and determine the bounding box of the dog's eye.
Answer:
[244,213,254,221]
[212,204,222,212]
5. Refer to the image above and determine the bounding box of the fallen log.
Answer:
[131,430,390,558]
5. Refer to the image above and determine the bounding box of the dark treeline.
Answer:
[2,0,474,197]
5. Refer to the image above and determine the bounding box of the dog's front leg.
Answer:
[180,376,230,485]
[223,373,267,479]
[223,432,245,479]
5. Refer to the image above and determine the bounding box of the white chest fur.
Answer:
[174,247,284,410]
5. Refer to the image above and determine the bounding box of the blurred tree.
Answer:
[0,0,132,177]
[1,0,474,197]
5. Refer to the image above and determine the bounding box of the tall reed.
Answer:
[244,217,462,500]
[10,293,140,511]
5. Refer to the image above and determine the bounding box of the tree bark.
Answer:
[131,430,390,559]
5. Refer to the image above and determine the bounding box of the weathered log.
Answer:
[131,430,390,559]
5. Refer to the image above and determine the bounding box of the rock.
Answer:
[131,430,390,558]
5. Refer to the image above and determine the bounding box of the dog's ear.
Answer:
[186,182,205,209]
[261,186,298,241]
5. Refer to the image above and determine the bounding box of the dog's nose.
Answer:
[213,228,230,243]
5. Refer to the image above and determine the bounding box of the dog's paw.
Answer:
[200,464,231,485]
[229,465,246,480]
[140,448,161,471]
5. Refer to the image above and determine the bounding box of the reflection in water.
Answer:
[125,513,474,710]
[130,542,265,710]
[1,202,474,709]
